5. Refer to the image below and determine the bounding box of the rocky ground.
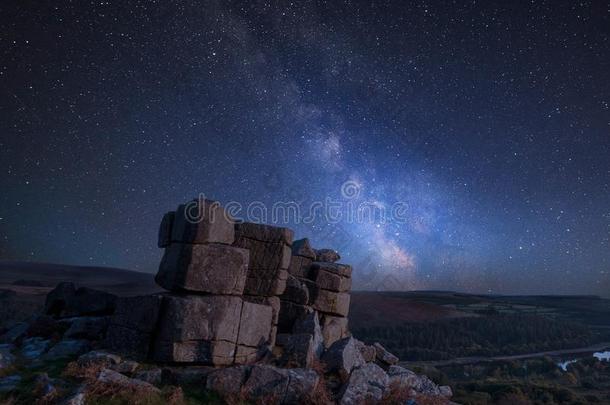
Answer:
[0,283,454,404]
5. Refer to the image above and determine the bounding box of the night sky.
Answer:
[1,1,609,295]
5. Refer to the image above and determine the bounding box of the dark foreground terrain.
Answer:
[2,261,610,404]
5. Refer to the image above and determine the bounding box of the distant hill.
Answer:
[0,260,159,296]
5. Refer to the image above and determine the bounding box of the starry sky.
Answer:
[1,1,609,295]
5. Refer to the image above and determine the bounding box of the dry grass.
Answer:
[381,381,411,404]
[62,361,183,405]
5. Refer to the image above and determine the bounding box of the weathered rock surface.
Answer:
[315,248,341,263]
[373,342,399,366]
[0,322,29,344]
[156,243,249,294]
[21,337,51,360]
[45,283,117,318]
[340,363,389,405]
[64,316,109,340]
[310,265,352,292]
[206,365,250,396]
[77,351,121,367]
[44,339,90,360]
[0,375,21,393]
[158,211,175,248]
[291,238,316,259]
[280,275,310,304]
[276,333,316,368]
[278,300,312,332]
[97,368,160,393]
[105,295,164,359]
[310,288,351,317]
[170,199,235,245]
[0,344,15,369]
[320,314,349,348]
[242,364,318,404]
[156,295,242,343]
[354,339,376,363]
[387,365,442,396]
[322,337,365,375]
[310,262,352,278]
[292,311,324,358]
[234,223,294,245]
[287,255,313,278]
[237,300,273,347]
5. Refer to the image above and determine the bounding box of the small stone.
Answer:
[156,243,249,294]
[373,342,399,365]
[97,368,160,393]
[0,344,15,369]
[44,339,90,360]
[320,315,349,348]
[0,375,21,393]
[34,373,57,398]
[170,199,235,245]
[65,394,85,405]
[21,337,51,360]
[314,248,341,263]
[64,389,85,405]
[77,350,121,367]
[234,222,294,245]
[439,385,453,397]
[110,360,139,374]
[322,337,365,376]
[291,238,316,259]
[158,211,175,248]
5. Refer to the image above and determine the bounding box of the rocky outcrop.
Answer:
[4,197,453,405]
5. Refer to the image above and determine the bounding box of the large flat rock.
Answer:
[156,243,248,295]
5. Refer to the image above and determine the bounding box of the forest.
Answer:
[353,314,596,361]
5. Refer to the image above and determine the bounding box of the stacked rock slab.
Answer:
[106,199,274,365]
[232,222,293,347]
[278,238,351,348]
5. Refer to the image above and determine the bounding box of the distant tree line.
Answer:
[353,314,595,360]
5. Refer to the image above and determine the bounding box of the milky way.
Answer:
[1,1,609,295]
